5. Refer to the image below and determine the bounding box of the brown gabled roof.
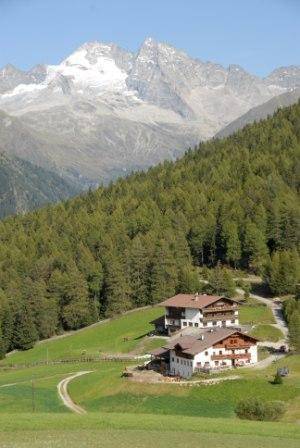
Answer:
[150,347,169,357]
[160,293,237,310]
[163,329,257,356]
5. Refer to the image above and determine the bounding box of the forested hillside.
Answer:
[0,103,299,357]
[0,152,79,219]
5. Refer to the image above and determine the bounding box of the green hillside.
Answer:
[0,103,299,358]
[1,307,162,365]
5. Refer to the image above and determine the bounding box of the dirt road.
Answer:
[57,371,92,414]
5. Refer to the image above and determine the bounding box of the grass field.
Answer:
[0,307,163,366]
[239,302,275,325]
[0,413,299,447]
[0,304,299,447]
[2,354,299,420]
[249,324,284,342]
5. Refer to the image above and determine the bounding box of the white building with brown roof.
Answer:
[151,328,258,378]
[156,293,239,334]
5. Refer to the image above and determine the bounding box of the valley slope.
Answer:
[0,152,79,218]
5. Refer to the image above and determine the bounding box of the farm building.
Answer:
[152,293,239,335]
[150,328,258,378]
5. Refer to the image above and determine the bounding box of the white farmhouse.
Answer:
[151,328,258,378]
[152,293,239,335]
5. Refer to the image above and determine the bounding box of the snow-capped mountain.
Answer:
[0,38,299,186]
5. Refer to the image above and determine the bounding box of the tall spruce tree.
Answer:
[12,301,38,350]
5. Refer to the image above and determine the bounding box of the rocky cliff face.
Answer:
[0,38,299,186]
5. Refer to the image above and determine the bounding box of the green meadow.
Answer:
[0,306,299,447]
[1,307,163,366]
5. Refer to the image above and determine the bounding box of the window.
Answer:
[189,322,193,327]
[203,323,207,327]
[205,351,208,356]
[219,350,222,355]
[171,357,174,362]
[213,321,217,326]
[183,322,187,326]
[231,319,235,324]
[215,361,219,366]
[195,323,199,327]
[245,349,248,353]
[176,358,179,363]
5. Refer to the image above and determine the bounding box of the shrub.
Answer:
[235,398,285,421]
[272,372,283,385]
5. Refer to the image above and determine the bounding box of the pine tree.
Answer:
[244,221,268,274]
[103,248,132,317]
[288,311,300,352]
[12,301,38,350]
[208,264,236,297]
[0,325,5,360]
[222,221,241,268]
[266,250,300,295]
[150,238,178,303]
[129,236,150,307]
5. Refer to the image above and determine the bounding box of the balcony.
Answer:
[211,353,251,360]
[202,314,236,322]
[225,344,250,349]
[203,305,238,313]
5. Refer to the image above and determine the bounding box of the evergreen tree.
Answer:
[12,301,38,350]
[150,238,178,303]
[103,247,132,316]
[208,264,236,297]
[266,250,300,295]
[222,221,241,268]
[129,236,150,307]
[288,311,300,352]
[244,221,268,273]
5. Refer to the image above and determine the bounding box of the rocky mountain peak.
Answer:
[266,65,300,88]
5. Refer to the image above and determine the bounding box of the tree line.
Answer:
[0,102,300,357]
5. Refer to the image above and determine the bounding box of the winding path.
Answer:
[236,287,289,347]
[57,371,93,414]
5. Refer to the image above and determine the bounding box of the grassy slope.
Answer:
[68,357,299,419]
[0,413,299,448]
[1,300,276,367]
[1,307,163,365]
[239,303,275,325]
[1,303,299,447]
[1,427,299,448]
[250,324,284,342]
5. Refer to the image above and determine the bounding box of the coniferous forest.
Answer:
[0,103,299,356]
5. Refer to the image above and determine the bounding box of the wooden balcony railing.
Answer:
[203,305,238,313]
[211,353,251,360]
[202,314,236,322]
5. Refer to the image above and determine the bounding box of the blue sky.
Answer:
[0,0,299,76]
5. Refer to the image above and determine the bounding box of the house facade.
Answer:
[151,328,258,379]
[155,293,239,334]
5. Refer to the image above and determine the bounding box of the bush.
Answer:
[272,372,283,385]
[235,398,285,421]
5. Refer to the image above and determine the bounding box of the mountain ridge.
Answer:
[0,37,299,187]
